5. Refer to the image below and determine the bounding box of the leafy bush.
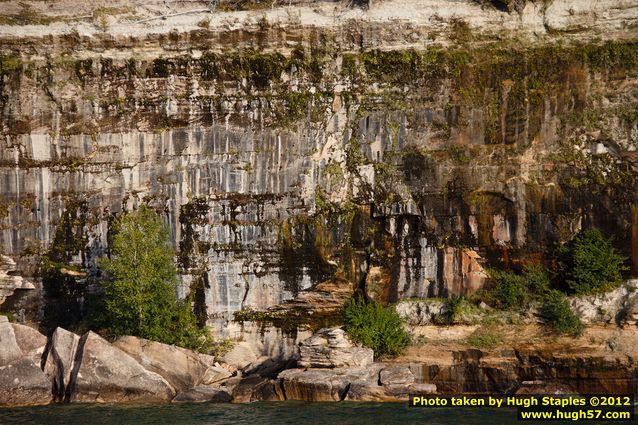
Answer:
[488,269,527,309]
[522,264,551,295]
[540,290,584,336]
[440,296,464,324]
[558,229,628,295]
[486,264,551,310]
[343,298,411,358]
[98,206,211,352]
[438,296,484,325]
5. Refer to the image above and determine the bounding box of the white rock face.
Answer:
[298,328,374,368]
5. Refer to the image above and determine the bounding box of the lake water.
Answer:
[0,401,616,425]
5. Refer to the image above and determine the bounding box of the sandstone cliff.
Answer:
[0,0,636,352]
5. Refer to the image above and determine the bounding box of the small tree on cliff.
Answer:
[557,228,628,295]
[99,205,210,352]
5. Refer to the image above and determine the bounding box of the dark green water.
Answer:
[0,402,621,425]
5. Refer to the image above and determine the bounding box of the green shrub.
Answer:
[540,291,584,336]
[343,298,411,358]
[487,269,527,309]
[440,295,464,324]
[558,229,628,295]
[438,296,483,324]
[522,264,551,295]
[98,205,211,352]
[485,264,551,310]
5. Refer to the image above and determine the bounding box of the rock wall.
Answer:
[0,0,637,335]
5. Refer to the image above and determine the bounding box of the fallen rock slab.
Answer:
[69,331,175,403]
[114,335,223,392]
[44,327,80,401]
[0,316,22,365]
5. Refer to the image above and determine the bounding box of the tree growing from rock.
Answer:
[558,228,628,295]
[98,205,210,352]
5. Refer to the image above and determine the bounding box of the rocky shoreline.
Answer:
[2,315,637,407]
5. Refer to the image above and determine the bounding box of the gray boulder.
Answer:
[278,365,383,401]
[379,366,415,386]
[222,341,258,370]
[114,335,228,392]
[298,328,373,368]
[346,380,436,401]
[201,365,233,386]
[346,365,434,401]
[12,323,47,365]
[0,358,52,407]
[231,375,283,403]
[69,331,175,403]
[0,316,22,365]
[0,317,52,406]
[44,327,80,401]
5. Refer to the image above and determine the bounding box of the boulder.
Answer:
[222,341,258,370]
[278,365,382,401]
[0,358,52,407]
[0,316,22,365]
[43,327,80,401]
[379,366,415,386]
[346,365,434,401]
[346,380,390,401]
[232,375,283,403]
[69,331,175,403]
[113,335,224,392]
[12,323,47,366]
[0,318,52,406]
[172,386,232,403]
[201,364,233,385]
[298,328,373,368]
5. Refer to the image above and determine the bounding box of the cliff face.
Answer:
[0,0,637,336]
